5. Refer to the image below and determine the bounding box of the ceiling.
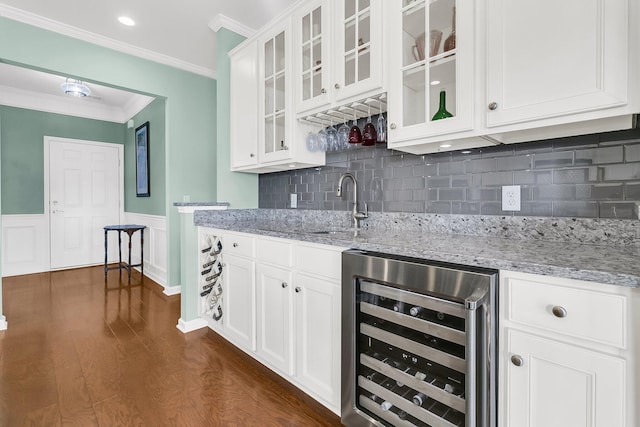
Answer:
[0,0,298,122]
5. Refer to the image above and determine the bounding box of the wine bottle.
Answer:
[412,392,426,406]
[431,91,453,121]
[444,7,456,52]
[409,306,423,317]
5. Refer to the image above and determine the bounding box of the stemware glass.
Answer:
[338,121,350,149]
[317,127,328,152]
[306,130,319,152]
[326,117,339,152]
[376,99,387,144]
[362,105,377,146]
[348,110,362,145]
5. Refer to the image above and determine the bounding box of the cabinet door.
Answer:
[486,0,628,127]
[294,273,341,411]
[223,255,256,351]
[503,329,625,427]
[294,0,331,113]
[256,263,294,374]
[387,0,473,146]
[230,40,259,169]
[333,0,384,102]
[259,21,293,163]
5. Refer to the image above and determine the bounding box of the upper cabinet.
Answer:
[387,0,474,148]
[293,0,385,115]
[230,40,259,169]
[486,0,631,129]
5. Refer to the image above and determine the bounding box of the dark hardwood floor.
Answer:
[0,267,343,426]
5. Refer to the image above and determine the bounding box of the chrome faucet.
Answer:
[336,173,368,229]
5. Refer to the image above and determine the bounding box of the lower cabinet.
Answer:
[256,263,294,374]
[499,270,638,427]
[200,228,346,415]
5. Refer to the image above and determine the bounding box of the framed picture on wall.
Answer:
[135,122,150,197]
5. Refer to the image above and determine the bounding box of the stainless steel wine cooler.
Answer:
[341,250,497,427]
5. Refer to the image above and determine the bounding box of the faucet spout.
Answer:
[336,173,368,229]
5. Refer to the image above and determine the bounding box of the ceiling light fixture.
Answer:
[61,78,91,97]
[118,16,136,26]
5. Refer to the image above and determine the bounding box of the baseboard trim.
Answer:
[176,317,207,333]
[0,316,7,331]
[163,285,181,296]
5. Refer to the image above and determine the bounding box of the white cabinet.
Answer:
[387,0,475,149]
[293,0,385,116]
[256,263,294,374]
[222,234,256,352]
[294,272,341,410]
[499,271,639,427]
[486,0,630,129]
[230,40,259,169]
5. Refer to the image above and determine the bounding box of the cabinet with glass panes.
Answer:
[386,0,475,151]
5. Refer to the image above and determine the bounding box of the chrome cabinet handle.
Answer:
[334,83,340,89]
[552,305,568,318]
[295,287,301,293]
[321,88,326,94]
[390,123,397,130]
[232,243,238,247]
[250,153,255,157]
[281,282,288,288]
[511,355,524,367]
[488,102,498,111]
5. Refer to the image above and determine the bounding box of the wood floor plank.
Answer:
[1,267,343,426]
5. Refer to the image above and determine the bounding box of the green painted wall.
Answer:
[0,108,3,326]
[0,106,124,214]
[0,17,217,288]
[124,98,167,216]
[216,28,258,208]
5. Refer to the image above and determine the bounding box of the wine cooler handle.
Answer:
[464,287,488,310]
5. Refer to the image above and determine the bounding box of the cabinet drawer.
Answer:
[295,243,344,281]
[223,232,255,258]
[506,277,627,349]
[257,238,293,268]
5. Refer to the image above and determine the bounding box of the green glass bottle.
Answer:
[432,90,453,121]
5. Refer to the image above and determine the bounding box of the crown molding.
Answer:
[208,14,255,38]
[0,85,152,123]
[0,4,217,79]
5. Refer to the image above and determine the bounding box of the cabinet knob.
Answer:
[334,83,340,89]
[295,287,301,293]
[281,282,288,288]
[250,153,255,158]
[390,123,397,130]
[488,102,498,111]
[321,88,326,94]
[551,305,568,318]
[232,243,238,247]
[511,355,524,367]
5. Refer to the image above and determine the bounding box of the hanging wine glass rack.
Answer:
[298,92,387,127]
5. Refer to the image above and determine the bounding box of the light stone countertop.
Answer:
[194,210,640,288]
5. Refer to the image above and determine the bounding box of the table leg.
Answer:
[118,230,122,276]
[104,229,108,279]
[127,231,133,282]
[140,229,145,280]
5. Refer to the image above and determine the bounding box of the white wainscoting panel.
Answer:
[123,212,169,291]
[2,214,49,277]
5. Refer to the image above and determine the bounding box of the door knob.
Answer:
[281,282,288,288]
[552,306,567,318]
[321,88,326,94]
[488,102,498,111]
[511,355,524,367]
[334,83,340,89]
[295,287,301,293]
[390,123,397,129]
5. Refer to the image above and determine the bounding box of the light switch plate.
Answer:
[502,185,521,211]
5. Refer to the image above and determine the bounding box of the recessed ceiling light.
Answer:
[118,16,136,26]
[440,143,452,148]
[430,80,440,86]
[461,150,472,154]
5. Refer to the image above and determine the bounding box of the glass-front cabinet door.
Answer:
[294,0,330,114]
[259,21,293,163]
[333,0,383,103]
[387,0,473,145]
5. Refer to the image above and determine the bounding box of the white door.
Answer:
[256,263,293,375]
[504,329,626,427]
[294,273,341,410]
[49,138,121,269]
[223,254,256,351]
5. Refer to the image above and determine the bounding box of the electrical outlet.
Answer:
[290,193,297,209]
[502,185,521,211]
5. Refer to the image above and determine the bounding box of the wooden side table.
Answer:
[104,224,146,282]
